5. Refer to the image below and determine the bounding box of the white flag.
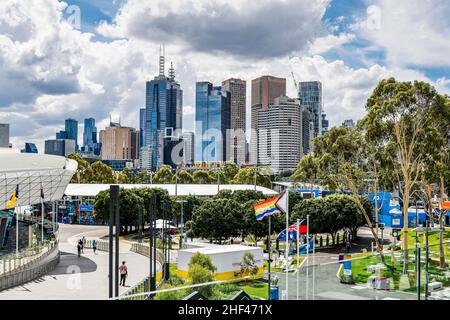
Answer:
[276,191,288,213]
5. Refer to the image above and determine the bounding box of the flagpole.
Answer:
[285,189,289,300]
[296,218,299,300]
[41,196,44,243]
[268,214,271,300]
[306,214,309,300]
[312,230,315,300]
[16,208,19,257]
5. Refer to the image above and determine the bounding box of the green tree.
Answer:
[93,188,144,234]
[67,153,89,183]
[84,161,116,183]
[175,170,194,184]
[291,154,320,188]
[188,252,217,273]
[361,78,448,271]
[187,253,217,298]
[236,253,259,280]
[153,166,174,184]
[232,167,272,188]
[191,199,243,243]
[193,170,213,184]
[223,162,239,182]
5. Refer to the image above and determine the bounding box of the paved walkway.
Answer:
[0,224,157,300]
[275,262,416,300]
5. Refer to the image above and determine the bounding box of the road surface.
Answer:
[0,224,157,300]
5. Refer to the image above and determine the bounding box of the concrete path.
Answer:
[0,224,157,300]
[275,262,416,300]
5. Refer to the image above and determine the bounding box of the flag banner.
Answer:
[275,191,288,213]
[253,195,281,221]
[288,224,308,234]
[6,184,19,209]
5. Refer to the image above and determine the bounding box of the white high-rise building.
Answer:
[182,132,195,165]
[256,96,303,175]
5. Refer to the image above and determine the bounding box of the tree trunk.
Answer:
[402,181,410,274]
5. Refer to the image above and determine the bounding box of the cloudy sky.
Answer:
[0,0,449,152]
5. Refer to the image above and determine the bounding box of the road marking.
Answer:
[316,291,369,300]
[351,285,367,290]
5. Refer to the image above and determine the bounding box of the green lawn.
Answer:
[239,281,268,300]
[402,228,450,261]
[344,252,450,293]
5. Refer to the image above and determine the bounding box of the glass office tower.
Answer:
[195,82,231,163]
[65,118,79,151]
[141,53,183,171]
[298,81,323,140]
[83,118,98,153]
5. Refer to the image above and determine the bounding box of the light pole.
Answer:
[176,200,187,249]
[296,219,305,301]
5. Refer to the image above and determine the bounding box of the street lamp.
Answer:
[176,199,187,249]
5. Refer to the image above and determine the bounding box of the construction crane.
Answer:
[291,71,299,92]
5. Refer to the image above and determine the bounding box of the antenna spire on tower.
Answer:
[159,44,165,76]
[169,61,175,81]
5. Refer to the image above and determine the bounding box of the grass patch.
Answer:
[345,252,450,293]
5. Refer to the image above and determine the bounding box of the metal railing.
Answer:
[121,243,166,299]
[0,240,58,276]
[130,242,165,263]
[84,239,109,252]
[0,240,59,291]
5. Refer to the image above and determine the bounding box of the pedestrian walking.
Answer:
[92,239,97,254]
[82,236,86,253]
[77,243,81,257]
[78,239,83,253]
[119,261,128,286]
[345,240,351,253]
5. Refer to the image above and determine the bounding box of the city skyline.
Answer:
[0,1,449,154]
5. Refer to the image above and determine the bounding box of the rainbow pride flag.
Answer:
[253,195,282,221]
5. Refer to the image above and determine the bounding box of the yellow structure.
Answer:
[177,245,264,281]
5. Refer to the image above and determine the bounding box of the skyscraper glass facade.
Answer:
[65,118,78,151]
[195,82,230,163]
[83,118,97,153]
[142,60,183,171]
[298,81,323,140]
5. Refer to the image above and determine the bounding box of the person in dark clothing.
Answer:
[77,243,81,257]
[345,240,351,253]
[92,240,97,254]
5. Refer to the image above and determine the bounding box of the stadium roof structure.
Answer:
[64,184,278,197]
[0,152,77,210]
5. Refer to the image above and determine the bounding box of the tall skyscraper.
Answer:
[56,130,68,139]
[301,107,312,155]
[65,118,79,151]
[100,123,139,161]
[45,139,75,157]
[83,118,98,154]
[298,81,323,140]
[251,75,286,164]
[141,47,183,170]
[0,124,10,148]
[257,96,303,174]
[195,82,231,163]
[139,108,146,151]
[222,78,246,165]
[181,132,195,165]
